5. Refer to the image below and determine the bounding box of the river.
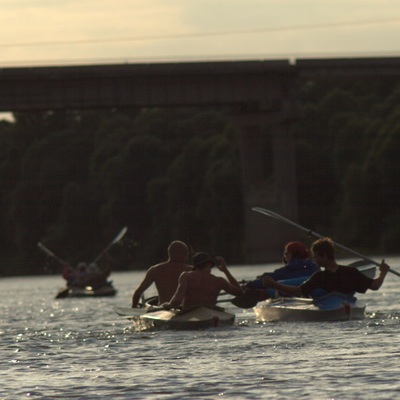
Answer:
[1,258,400,399]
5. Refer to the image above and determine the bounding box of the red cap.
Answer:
[285,242,309,259]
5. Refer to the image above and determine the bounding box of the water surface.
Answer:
[1,258,400,399]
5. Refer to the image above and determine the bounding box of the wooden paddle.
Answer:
[252,207,400,277]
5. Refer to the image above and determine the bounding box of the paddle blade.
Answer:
[113,307,148,317]
[230,289,262,308]
[55,288,70,299]
[112,227,128,245]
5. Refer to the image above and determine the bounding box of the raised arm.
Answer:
[132,271,154,307]
[215,257,243,296]
[369,260,390,290]
[215,256,242,291]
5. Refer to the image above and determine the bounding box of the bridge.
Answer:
[2,57,400,261]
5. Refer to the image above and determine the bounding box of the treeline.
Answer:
[295,78,400,253]
[1,77,400,276]
[0,109,244,275]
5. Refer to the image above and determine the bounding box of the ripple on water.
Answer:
[2,267,400,399]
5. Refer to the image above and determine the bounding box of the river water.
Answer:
[1,257,400,399]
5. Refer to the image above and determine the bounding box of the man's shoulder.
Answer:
[150,261,168,269]
[150,262,192,274]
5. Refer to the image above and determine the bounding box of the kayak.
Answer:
[55,282,117,299]
[134,305,235,330]
[254,292,366,322]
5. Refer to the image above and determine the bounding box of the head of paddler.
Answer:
[192,252,216,270]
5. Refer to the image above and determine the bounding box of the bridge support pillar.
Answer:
[232,112,299,263]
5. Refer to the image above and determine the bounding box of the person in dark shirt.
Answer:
[262,237,390,298]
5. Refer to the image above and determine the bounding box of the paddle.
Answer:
[220,290,261,308]
[252,207,400,277]
[37,242,68,266]
[92,226,128,264]
[113,306,165,317]
[114,307,149,317]
[38,242,75,298]
[55,288,70,299]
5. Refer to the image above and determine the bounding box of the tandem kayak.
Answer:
[55,282,117,299]
[254,292,366,322]
[133,305,235,331]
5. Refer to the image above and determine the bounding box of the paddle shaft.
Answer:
[37,242,67,266]
[252,207,400,277]
[92,226,128,264]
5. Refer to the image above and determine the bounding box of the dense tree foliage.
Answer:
[0,108,244,275]
[1,77,400,276]
[294,79,400,253]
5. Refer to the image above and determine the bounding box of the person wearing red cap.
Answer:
[245,241,320,295]
[262,237,390,299]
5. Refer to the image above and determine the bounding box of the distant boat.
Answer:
[55,282,117,299]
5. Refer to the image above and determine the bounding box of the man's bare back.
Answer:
[178,270,236,309]
[131,241,192,307]
[164,253,243,310]
[148,261,192,304]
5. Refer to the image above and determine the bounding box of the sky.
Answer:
[1,0,400,67]
[2,0,399,121]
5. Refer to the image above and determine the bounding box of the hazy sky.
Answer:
[1,0,400,67]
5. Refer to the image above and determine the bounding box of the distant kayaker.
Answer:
[245,241,320,292]
[162,252,243,311]
[62,252,114,289]
[84,255,113,289]
[131,240,193,307]
[62,262,88,287]
[262,237,390,298]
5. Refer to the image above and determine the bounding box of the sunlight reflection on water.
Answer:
[1,257,400,398]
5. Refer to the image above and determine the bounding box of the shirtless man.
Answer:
[131,240,192,307]
[162,252,243,310]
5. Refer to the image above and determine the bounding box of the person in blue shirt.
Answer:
[245,241,320,298]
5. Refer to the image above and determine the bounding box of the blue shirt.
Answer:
[247,258,320,289]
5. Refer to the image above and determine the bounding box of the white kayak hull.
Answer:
[136,305,235,330]
[254,297,366,322]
